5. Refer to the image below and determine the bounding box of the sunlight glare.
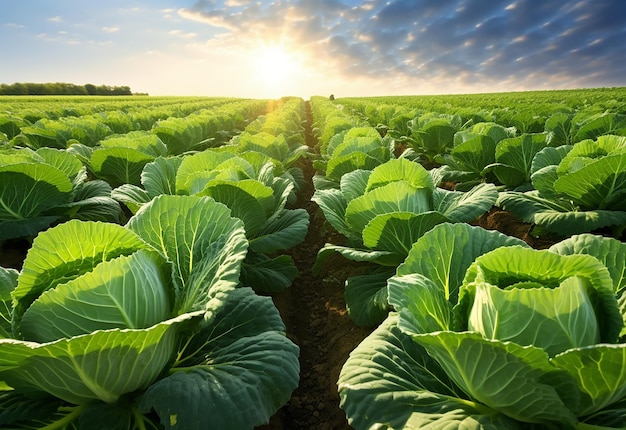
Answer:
[252,45,301,94]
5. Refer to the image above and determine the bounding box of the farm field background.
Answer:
[2,87,626,429]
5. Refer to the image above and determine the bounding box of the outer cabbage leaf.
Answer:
[471,121,516,144]
[326,151,388,181]
[414,331,579,426]
[0,164,72,234]
[12,220,149,330]
[332,135,383,159]
[248,208,309,254]
[531,145,572,176]
[36,147,83,180]
[142,156,183,197]
[20,250,171,342]
[409,119,457,161]
[90,146,155,187]
[557,138,606,174]
[362,211,449,257]
[365,157,434,192]
[174,151,238,195]
[201,180,272,237]
[345,181,432,234]
[344,269,395,326]
[240,253,298,294]
[448,134,498,176]
[152,119,206,155]
[111,184,151,214]
[64,179,123,223]
[139,287,299,430]
[573,113,626,142]
[497,191,626,235]
[339,169,371,202]
[311,188,359,242]
[338,315,523,430]
[545,112,573,146]
[111,156,183,214]
[0,217,62,243]
[0,267,18,337]
[549,234,626,295]
[127,195,248,314]
[313,245,398,274]
[233,132,290,164]
[552,344,626,416]
[530,165,560,197]
[395,223,528,305]
[0,391,65,428]
[0,313,199,405]
[432,182,498,223]
[554,153,626,210]
[488,133,548,188]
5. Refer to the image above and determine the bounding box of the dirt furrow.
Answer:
[259,102,372,429]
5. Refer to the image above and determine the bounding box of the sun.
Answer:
[252,45,301,91]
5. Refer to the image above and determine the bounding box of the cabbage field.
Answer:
[1,88,626,429]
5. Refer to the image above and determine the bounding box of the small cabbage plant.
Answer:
[339,222,626,429]
[0,195,299,430]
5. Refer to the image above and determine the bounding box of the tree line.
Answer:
[0,82,135,96]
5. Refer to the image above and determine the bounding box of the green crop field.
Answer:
[2,88,626,429]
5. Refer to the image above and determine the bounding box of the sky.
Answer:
[1,0,625,99]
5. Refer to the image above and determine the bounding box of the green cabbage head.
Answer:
[339,223,626,429]
[0,195,299,429]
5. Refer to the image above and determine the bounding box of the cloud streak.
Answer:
[179,0,626,92]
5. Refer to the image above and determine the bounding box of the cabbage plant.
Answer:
[312,126,393,187]
[0,147,122,242]
[339,223,626,429]
[313,158,497,326]
[113,149,309,293]
[498,134,626,236]
[392,113,464,164]
[89,131,169,187]
[434,122,516,190]
[0,195,299,429]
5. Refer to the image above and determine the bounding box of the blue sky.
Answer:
[1,0,624,98]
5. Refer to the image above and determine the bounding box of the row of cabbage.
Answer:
[0,98,270,241]
[340,87,626,135]
[1,95,236,124]
[336,93,626,237]
[309,92,626,429]
[1,97,260,149]
[0,97,309,429]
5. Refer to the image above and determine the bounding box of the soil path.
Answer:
[257,102,372,429]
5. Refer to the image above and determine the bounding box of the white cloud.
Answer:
[169,29,198,38]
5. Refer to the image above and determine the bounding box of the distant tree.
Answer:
[1,82,28,95]
[85,83,97,95]
[329,94,335,101]
[0,82,133,96]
